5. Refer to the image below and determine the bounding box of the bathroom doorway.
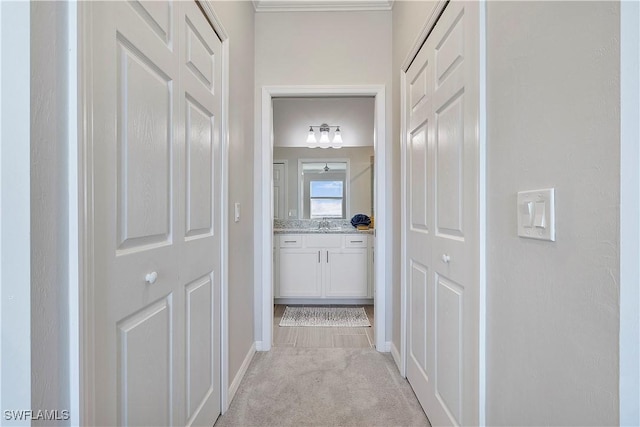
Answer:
[271,97,375,348]
[256,85,389,353]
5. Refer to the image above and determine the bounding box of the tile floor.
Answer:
[272,304,375,349]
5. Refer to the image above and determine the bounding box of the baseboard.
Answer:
[228,342,256,404]
[390,341,402,374]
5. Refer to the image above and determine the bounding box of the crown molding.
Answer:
[253,0,394,13]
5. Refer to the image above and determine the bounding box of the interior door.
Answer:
[404,1,480,425]
[90,1,222,425]
[273,162,286,220]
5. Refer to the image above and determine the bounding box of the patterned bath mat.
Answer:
[279,306,371,327]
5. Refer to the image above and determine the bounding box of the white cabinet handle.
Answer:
[145,271,158,284]
[441,254,451,264]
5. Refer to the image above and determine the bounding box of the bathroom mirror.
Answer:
[272,96,375,221]
[273,147,374,219]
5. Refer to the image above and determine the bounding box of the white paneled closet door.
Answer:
[89,1,222,425]
[404,1,480,426]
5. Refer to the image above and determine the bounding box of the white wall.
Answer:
[255,10,392,342]
[485,2,619,425]
[1,1,32,422]
[273,97,374,148]
[255,11,392,86]
[30,2,71,424]
[273,146,375,218]
[210,0,256,390]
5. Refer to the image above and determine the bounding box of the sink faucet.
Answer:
[318,218,330,230]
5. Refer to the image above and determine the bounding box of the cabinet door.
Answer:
[325,248,368,297]
[279,248,322,297]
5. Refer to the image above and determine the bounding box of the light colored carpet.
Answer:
[215,347,430,427]
[279,306,371,327]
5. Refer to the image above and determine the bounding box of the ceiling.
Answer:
[253,0,394,12]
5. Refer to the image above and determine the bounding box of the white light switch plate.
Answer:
[517,188,555,241]
[234,202,240,223]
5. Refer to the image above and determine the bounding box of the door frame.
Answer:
[399,1,487,424]
[256,85,388,351]
[76,1,232,422]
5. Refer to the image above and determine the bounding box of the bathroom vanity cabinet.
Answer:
[274,233,373,301]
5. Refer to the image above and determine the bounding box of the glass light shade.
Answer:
[319,131,330,143]
[319,130,331,148]
[332,128,343,146]
[306,127,318,147]
[306,127,317,143]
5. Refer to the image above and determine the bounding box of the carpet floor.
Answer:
[215,347,430,427]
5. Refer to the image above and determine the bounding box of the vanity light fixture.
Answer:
[306,123,343,149]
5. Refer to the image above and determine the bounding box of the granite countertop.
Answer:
[273,218,374,235]
[273,227,374,235]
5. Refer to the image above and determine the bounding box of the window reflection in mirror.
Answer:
[302,162,347,219]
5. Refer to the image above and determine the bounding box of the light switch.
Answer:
[234,202,240,223]
[521,201,534,228]
[534,201,546,228]
[517,188,555,241]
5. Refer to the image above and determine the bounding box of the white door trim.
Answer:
[76,1,231,422]
[399,1,487,425]
[77,4,95,421]
[620,1,640,424]
[256,85,387,351]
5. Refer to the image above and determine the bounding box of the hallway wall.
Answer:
[485,2,619,425]
[210,0,257,392]
[254,10,393,343]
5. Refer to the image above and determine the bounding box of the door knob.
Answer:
[145,271,158,284]
[441,254,451,264]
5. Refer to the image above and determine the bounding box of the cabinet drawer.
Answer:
[305,234,342,248]
[344,235,368,248]
[279,235,302,248]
